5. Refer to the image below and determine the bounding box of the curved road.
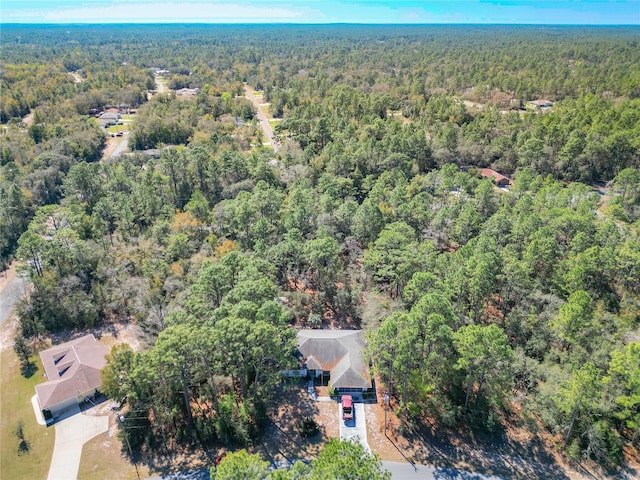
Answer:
[243,85,279,151]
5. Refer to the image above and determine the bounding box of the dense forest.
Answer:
[1,24,639,474]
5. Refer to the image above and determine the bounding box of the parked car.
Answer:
[342,395,353,421]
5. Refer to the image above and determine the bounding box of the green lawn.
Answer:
[106,124,130,134]
[78,432,142,480]
[259,105,272,119]
[0,347,55,480]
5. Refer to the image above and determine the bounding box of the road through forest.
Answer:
[243,85,279,151]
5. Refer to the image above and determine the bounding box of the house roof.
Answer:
[530,99,553,107]
[297,330,371,389]
[480,168,513,185]
[175,88,200,96]
[99,112,120,121]
[35,334,109,410]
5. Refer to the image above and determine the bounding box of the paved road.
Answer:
[0,273,28,325]
[144,459,507,480]
[243,85,279,151]
[382,461,507,480]
[110,134,129,158]
[100,132,129,162]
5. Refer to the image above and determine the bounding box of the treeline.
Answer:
[0,61,151,123]
[210,440,390,480]
[3,25,639,269]
[128,90,255,150]
[3,25,639,100]
[0,57,151,267]
[364,172,639,468]
[0,52,260,268]
[275,87,640,182]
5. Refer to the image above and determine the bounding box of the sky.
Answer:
[1,0,639,25]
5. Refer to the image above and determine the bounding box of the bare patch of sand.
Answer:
[97,321,145,353]
[0,316,19,351]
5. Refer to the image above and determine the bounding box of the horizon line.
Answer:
[2,22,639,27]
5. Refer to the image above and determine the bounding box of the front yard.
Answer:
[0,343,54,480]
[252,381,339,465]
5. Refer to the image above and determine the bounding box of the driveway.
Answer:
[338,400,371,453]
[47,407,110,480]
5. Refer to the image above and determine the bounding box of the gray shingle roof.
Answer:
[297,330,371,389]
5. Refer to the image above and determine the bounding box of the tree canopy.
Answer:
[2,24,639,472]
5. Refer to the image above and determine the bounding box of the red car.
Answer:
[342,395,353,421]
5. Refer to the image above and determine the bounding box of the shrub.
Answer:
[15,420,30,455]
[298,416,319,439]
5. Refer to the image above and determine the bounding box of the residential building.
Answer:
[297,330,372,394]
[35,334,109,424]
[480,168,513,188]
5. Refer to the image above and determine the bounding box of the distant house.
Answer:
[297,330,372,393]
[98,112,120,127]
[529,99,553,108]
[175,87,200,98]
[480,168,513,188]
[35,334,109,425]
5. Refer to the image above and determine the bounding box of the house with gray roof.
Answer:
[529,99,553,109]
[35,334,109,425]
[297,330,372,393]
[98,112,121,127]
